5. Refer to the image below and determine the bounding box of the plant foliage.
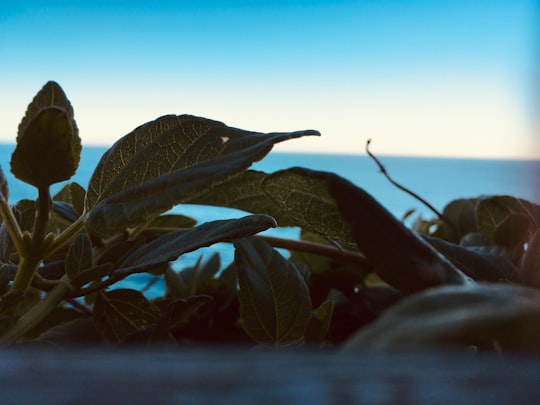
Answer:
[0,81,539,355]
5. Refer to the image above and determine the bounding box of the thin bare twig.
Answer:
[366,139,445,221]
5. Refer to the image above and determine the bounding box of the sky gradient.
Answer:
[1,1,538,159]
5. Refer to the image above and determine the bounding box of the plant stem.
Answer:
[32,187,52,246]
[0,275,71,345]
[365,139,446,220]
[10,187,52,293]
[0,195,25,255]
[258,235,369,266]
[143,226,370,266]
[10,255,43,293]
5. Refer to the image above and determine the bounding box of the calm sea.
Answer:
[1,144,539,295]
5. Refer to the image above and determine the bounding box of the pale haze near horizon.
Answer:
[0,1,538,159]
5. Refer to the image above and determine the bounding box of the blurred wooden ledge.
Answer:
[2,348,540,404]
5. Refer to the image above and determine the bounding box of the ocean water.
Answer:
[1,144,539,295]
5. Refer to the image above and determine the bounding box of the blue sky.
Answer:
[0,0,538,158]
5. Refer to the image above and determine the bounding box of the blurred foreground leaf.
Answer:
[343,284,540,353]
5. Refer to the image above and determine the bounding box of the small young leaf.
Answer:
[93,289,160,344]
[164,267,190,298]
[53,182,86,217]
[162,295,213,330]
[304,300,335,344]
[234,237,312,347]
[65,233,93,281]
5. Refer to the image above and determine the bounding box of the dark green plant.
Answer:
[1,81,539,353]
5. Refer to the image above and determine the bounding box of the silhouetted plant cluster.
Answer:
[0,82,539,352]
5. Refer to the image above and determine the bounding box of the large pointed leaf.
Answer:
[116,214,276,275]
[262,168,356,248]
[343,284,540,353]
[259,167,469,293]
[84,115,317,237]
[93,289,160,344]
[85,150,268,237]
[234,237,312,347]
[185,170,293,222]
[11,82,81,188]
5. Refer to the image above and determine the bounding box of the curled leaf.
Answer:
[11,82,81,188]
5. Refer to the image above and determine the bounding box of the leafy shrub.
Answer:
[0,82,539,353]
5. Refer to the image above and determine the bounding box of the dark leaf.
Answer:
[0,224,14,263]
[17,81,76,139]
[53,182,86,217]
[0,266,9,296]
[149,214,197,229]
[167,254,222,299]
[164,267,189,298]
[273,168,470,293]
[12,84,81,188]
[36,318,104,346]
[116,214,276,276]
[262,168,356,248]
[52,201,79,223]
[13,200,36,233]
[476,196,535,246]
[70,263,114,289]
[435,198,477,242]
[24,307,86,340]
[84,114,318,237]
[234,237,312,347]
[93,289,160,344]
[186,170,300,226]
[304,300,334,344]
[423,235,519,282]
[65,233,93,281]
[521,229,540,288]
[164,295,213,329]
[328,287,402,344]
[343,284,540,353]
[494,213,531,246]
